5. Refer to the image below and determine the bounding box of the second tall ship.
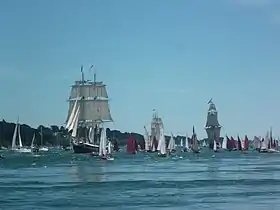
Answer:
[65,65,113,154]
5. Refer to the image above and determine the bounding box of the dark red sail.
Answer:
[237,136,242,150]
[230,136,236,149]
[243,135,249,150]
[127,135,136,154]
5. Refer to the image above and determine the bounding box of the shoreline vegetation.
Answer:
[0,119,211,149]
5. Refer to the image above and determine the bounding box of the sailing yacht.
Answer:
[144,126,151,152]
[11,118,31,153]
[157,126,167,157]
[167,133,176,153]
[65,65,113,154]
[253,136,261,152]
[191,126,200,153]
[183,134,190,152]
[38,126,49,152]
[98,125,113,160]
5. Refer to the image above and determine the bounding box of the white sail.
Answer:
[157,127,166,155]
[222,137,227,149]
[213,140,217,151]
[185,134,189,148]
[180,138,183,147]
[30,133,35,148]
[167,133,175,151]
[261,131,269,150]
[18,124,23,148]
[144,126,150,151]
[99,125,107,156]
[88,127,94,143]
[108,141,112,154]
[11,123,18,150]
[71,105,80,138]
[66,96,79,129]
[202,140,206,147]
[69,105,80,133]
[254,136,261,149]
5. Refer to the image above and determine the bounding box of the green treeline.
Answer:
[0,119,206,149]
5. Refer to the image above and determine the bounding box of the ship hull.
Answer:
[72,142,99,154]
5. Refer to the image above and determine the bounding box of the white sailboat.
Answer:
[11,118,31,153]
[108,140,112,155]
[260,132,269,153]
[213,139,217,152]
[157,126,167,157]
[202,139,207,147]
[39,126,49,152]
[221,136,227,150]
[144,126,151,152]
[183,133,190,152]
[99,125,113,160]
[167,133,176,153]
[180,138,183,147]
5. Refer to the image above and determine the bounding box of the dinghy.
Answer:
[191,126,200,153]
[157,126,167,157]
[11,118,31,153]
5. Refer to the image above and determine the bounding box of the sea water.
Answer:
[0,150,279,210]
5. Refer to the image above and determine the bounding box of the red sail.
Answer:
[237,136,242,150]
[244,135,249,150]
[230,136,236,149]
[226,136,231,150]
[127,136,136,154]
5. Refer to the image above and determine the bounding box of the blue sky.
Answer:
[0,0,280,138]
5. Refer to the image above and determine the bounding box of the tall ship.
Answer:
[149,109,163,152]
[205,98,221,150]
[65,65,113,154]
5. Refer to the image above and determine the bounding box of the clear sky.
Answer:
[0,0,280,139]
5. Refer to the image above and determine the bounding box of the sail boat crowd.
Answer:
[63,65,279,160]
[2,65,277,160]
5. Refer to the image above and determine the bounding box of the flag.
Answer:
[207,98,212,104]
[81,65,83,72]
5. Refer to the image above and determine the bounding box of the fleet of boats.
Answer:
[1,65,278,160]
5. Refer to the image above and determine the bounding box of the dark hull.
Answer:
[73,143,99,154]
[158,153,167,157]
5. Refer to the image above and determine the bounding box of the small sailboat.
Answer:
[243,135,250,151]
[230,136,237,151]
[237,136,242,151]
[144,126,151,152]
[213,139,217,152]
[183,134,190,152]
[167,133,176,153]
[202,139,207,147]
[253,136,261,152]
[38,127,49,152]
[260,132,269,153]
[11,118,31,153]
[99,126,113,160]
[267,128,279,153]
[221,135,228,150]
[127,135,136,154]
[157,126,167,157]
[191,126,200,153]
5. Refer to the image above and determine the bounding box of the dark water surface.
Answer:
[0,150,280,210]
